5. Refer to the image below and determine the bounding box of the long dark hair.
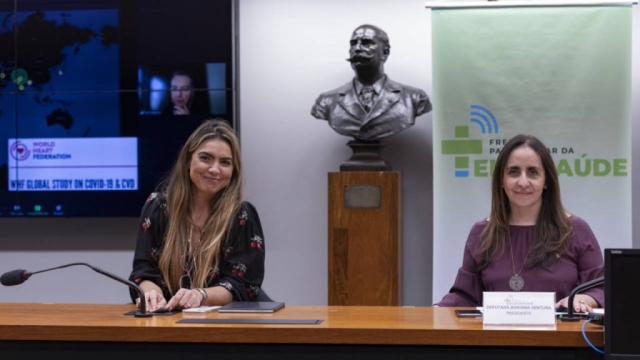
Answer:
[478,134,572,270]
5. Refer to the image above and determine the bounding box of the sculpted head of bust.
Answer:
[347,24,390,85]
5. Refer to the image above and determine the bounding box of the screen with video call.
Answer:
[0,0,235,217]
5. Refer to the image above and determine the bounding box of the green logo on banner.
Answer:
[442,105,628,178]
[442,105,497,177]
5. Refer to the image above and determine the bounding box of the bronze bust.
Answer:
[311,24,432,142]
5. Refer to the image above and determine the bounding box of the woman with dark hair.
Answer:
[129,119,265,311]
[169,71,194,115]
[436,134,603,313]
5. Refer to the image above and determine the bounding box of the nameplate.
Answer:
[482,292,556,325]
[344,185,381,208]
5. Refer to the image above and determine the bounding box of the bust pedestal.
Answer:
[328,171,402,306]
[340,140,391,172]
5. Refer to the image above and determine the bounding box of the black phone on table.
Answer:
[455,309,483,317]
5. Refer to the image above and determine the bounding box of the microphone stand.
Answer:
[560,276,604,322]
[31,263,152,318]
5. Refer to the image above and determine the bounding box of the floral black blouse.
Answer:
[128,192,265,302]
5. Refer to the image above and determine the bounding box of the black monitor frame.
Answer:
[605,248,640,360]
[0,0,238,218]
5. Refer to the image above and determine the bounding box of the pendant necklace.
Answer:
[508,229,532,292]
[187,226,198,272]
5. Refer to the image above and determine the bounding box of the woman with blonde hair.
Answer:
[130,119,265,311]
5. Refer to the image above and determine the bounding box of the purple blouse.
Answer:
[437,216,604,307]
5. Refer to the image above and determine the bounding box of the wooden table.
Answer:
[0,303,603,360]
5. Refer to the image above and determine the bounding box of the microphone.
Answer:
[560,276,604,322]
[0,269,32,286]
[1,262,152,318]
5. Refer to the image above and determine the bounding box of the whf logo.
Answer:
[10,141,30,161]
[441,105,499,178]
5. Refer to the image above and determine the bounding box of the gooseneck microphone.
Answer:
[560,276,604,322]
[0,269,32,286]
[0,262,152,318]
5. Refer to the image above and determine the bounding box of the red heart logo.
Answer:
[17,148,24,154]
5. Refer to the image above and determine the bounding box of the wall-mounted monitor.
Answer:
[605,248,640,360]
[0,0,236,217]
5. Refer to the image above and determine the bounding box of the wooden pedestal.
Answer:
[328,171,402,306]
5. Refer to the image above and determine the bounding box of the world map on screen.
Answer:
[0,9,120,167]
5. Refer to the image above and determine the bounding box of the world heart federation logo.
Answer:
[10,141,30,161]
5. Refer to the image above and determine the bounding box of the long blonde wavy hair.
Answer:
[159,119,242,295]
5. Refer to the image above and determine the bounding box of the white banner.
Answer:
[431,6,632,301]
